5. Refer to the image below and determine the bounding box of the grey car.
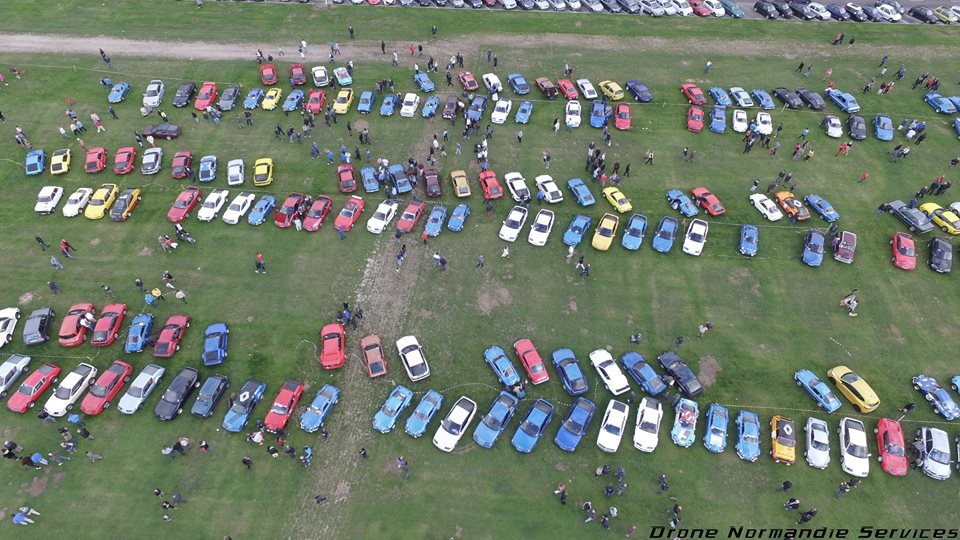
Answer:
[191,374,230,418]
[847,114,866,141]
[22,308,55,346]
[0,354,31,398]
[887,200,934,234]
[218,86,241,111]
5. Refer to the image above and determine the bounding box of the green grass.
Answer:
[2,2,960,538]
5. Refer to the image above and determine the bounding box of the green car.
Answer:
[934,6,958,23]
[719,0,744,16]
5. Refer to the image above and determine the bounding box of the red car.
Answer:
[334,196,365,232]
[689,0,713,16]
[891,232,916,270]
[303,195,333,231]
[79,360,133,415]
[535,77,558,100]
[557,79,579,100]
[614,103,631,131]
[263,379,305,432]
[690,187,726,216]
[513,339,550,385]
[458,70,479,92]
[686,106,704,133]
[306,89,326,114]
[479,170,504,200]
[396,198,426,233]
[275,192,310,228]
[91,303,127,347]
[681,83,707,105]
[171,151,193,179]
[875,418,908,476]
[319,323,346,370]
[194,81,218,111]
[153,315,189,358]
[85,147,106,173]
[6,363,61,413]
[167,186,202,223]
[113,146,137,175]
[290,64,307,86]
[260,63,278,85]
[337,164,357,193]
[58,303,95,347]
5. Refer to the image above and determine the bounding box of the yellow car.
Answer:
[934,6,959,23]
[769,415,796,465]
[591,213,619,251]
[109,187,142,222]
[84,183,119,220]
[826,365,880,413]
[262,87,283,111]
[253,158,274,187]
[451,170,470,198]
[50,149,71,175]
[603,186,632,213]
[599,80,624,101]
[333,88,354,115]
[919,203,960,235]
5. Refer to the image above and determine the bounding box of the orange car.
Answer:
[774,191,810,221]
[360,334,388,378]
[770,415,797,465]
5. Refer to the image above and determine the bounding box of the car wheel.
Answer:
[889,240,893,245]
[176,344,180,351]
[5,335,10,343]
[103,402,110,409]
[67,403,74,411]
[195,382,201,388]
[114,333,119,340]
[15,312,20,319]
[52,377,58,384]
[873,427,879,434]
[877,456,882,462]
[21,366,29,373]
[177,408,183,415]
[124,376,130,383]
[914,384,920,390]
[0,391,5,398]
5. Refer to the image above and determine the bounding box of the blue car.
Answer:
[666,189,698,217]
[512,399,554,453]
[191,374,229,418]
[387,164,412,194]
[421,95,440,118]
[873,114,894,141]
[413,72,435,92]
[424,205,447,237]
[554,397,595,452]
[248,194,276,225]
[563,214,592,246]
[108,81,130,103]
[357,91,376,114]
[948,96,960,111]
[552,348,588,396]
[201,322,229,367]
[794,369,842,412]
[913,375,960,420]
[709,87,732,107]
[825,88,860,113]
[467,95,488,122]
[589,100,611,128]
[484,346,521,386]
[703,403,729,453]
[620,352,666,396]
[299,384,340,433]
[671,398,699,448]
[739,224,759,256]
[448,203,471,232]
[405,389,443,438]
[801,229,826,268]
[124,313,153,353]
[373,385,414,433]
[379,94,397,116]
[566,178,595,206]
[735,410,761,462]
[955,118,960,139]
[473,391,519,448]
[282,89,304,112]
[621,213,648,250]
[709,106,726,134]
[332,66,352,86]
[804,194,840,222]
[25,149,46,176]
[508,73,530,95]
[243,88,265,109]
[751,89,775,110]
[651,216,680,253]
[198,155,217,183]
[515,100,533,124]
[626,80,652,103]
[360,166,379,192]
[924,92,957,114]
[222,379,267,432]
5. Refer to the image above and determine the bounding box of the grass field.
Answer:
[2,1,960,538]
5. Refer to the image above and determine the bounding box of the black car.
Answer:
[418,0,432,6]
[847,114,866,140]
[887,200,935,234]
[881,0,903,13]
[23,307,55,346]
[789,0,815,18]
[845,3,867,20]
[861,4,883,20]
[518,0,535,7]
[825,3,850,19]
[908,6,938,23]
[754,1,779,17]
[466,0,483,7]
[143,123,182,139]
[657,351,703,397]
[626,80,653,103]
[796,88,825,110]
[617,0,641,13]
[155,367,200,420]
[109,188,141,222]
[929,237,953,274]
[191,374,229,418]
[599,0,622,11]
[769,0,793,17]
[773,87,803,109]
[172,81,196,108]
[217,85,240,111]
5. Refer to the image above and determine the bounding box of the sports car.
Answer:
[703,403,729,453]
[300,384,340,433]
[248,194,276,226]
[397,335,430,382]
[190,374,229,418]
[411,72,434,94]
[58,303,94,347]
[549,348,587,396]
[25,149,46,176]
[365,199,399,234]
[731,109,748,133]
[826,365,879,413]
[621,213,648,251]
[300,195,332,231]
[222,379,267,431]
[527,209,554,246]
[433,396,478,452]
[113,147,136,175]
[62,187,93,218]
[479,170,503,199]
[916,427,952,480]
[507,73,530,95]
[200,322,229,367]
[194,81,218,111]
[680,83,706,105]
[805,194,840,222]
[217,85,240,110]
[333,196,364,232]
[891,231,916,271]
[359,166,379,193]
[630,397,663,453]
[287,63,306,86]
[153,315,189,358]
[388,164,412,194]
[619,352,665,396]
[591,212,619,251]
[625,80,652,102]
[91,303,127,347]
[172,81,196,107]
[534,175,563,203]
[84,183,119,220]
[686,105,704,132]
[0,308,20,349]
[446,203,471,232]
[458,70,479,92]
[142,123,181,139]
[565,99,581,128]
[772,87,802,109]
[34,186,63,215]
[250,157,272,188]
[735,410,761,462]
[751,88,775,110]
[664,190,697,218]
[588,349,630,395]
[332,66,352,86]
[318,323,346,370]
[490,98,512,125]
[399,93,420,118]
[140,147,163,175]
[589,100,612,128]
[599,186,630,213]
[473,391,519,449]
[124,313,153,353]
[825,88,860,113]
[794,369,842,412]
[282,89,304,112]
[658,351,703,396]
[563,214,592,247]
[599,80,623,101]
[509,100,533,124]
[311,66,329,87]
[143,80,165,108]
[108,81,130,103]
[920,203,960,235]
[691,187,725,216]
[396,198,426,233]
[514,339,549,385]
[274,192,309,228]
[405,389,444,438]
[498,206,528,242]
[671,398,699,448]
[332,164,357,194]
[423,204,447,238]
[846,114,867,141]
[887,200,934,234]
[875,418,907,476]
[79,360,133,415]
[873,114,894,141]
[708,106,726,134]
[734,224,758,257]
[7,363,60,413]
[770,415,797,464]
[774,191,810,220]
[929,236,953,274]
[512,399,554,453]
[221,191,255,225]
[259,63,277,85]
[756,112,773,135]
[555,397,596,452]
[801,229,826,268]
[596,399,629,453]
[566,178,595,207]
[651,216,680,253]
[197,188,229,222]
[22,308,55,346]
[167,186,201,223]
[838,417,870,477]
[804,417,831,469]
[709,87,732,107]
[243,88,265,109]
[109,188,141,222]
[797,87,825,110]
[420,95,440,118]
[683,219,709,256]
[263,379,304,433]
[729,87,754,108]
[353,334,387,379]
[331,88,353,114]
[613,103,632,130]
[84,147,106,174]
[43,362,97,417]
[913,374,959,419]
[116,363,164,415]
[169,151,192,179]
[557,79,579,100]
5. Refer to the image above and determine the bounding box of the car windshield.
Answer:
[885,442,905,457]
[845,441,868,459]
[271,403,288,415]
[563,417,584,435]
[929,448,950,465]
[604,422,622,436]
[521,421,539,436]
[54,384,73,399]
[483,413,504,431]
[658,227,674,240]
[441,418,463,435]
[742,434,758,444]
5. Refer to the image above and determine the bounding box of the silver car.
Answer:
[804,417,831,469]
[917,427,952,480]
[140,148,163,175]
[0,354,31,398]
[143,79,165,108]
[117,364,166,415]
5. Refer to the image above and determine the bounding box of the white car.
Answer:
[141,147,163,175]
[682,219,709,256]
[534,0,551,8]
[197,188,229,222]
[576,79,598,100]
[633,397,663,452]
[824,115,843,138]
[396,335,430,382]
[433,396,478,452]
[671,0,693,13]
[565,100,582,128]
[730,87,754,108]
[658,0,678,14]
[527,209,555,246]
[808,2,831,19]
[838,417,870,478]
[226,159,244,186]
[43,362,97,417]
[804,417,831,469]
[498,206,528,242]
[535,175,564,203]
[0,354,31,398]
[62,187,93,217]
[703,0,725,15]
[490,99,512,125]
[916,427,952,480]
[597,399,629,452]
[582,0,605,11]
[222,192,255,224]
[565,0,582,8]
[35,186,63,215]
[143,79,165,108]
[876,3,901,21]
[482,73,503,95]
[400,93,421,118]
[117,363,165,415]
[588,349,631,396]
[311,66,329,87]
[732,109,748,133]
[504,172,530,202]
[749,194,784,221]
[951,5,960,19]
[548,0,566,9]
[756,112,773,135]
[0,307,21,347]
[499,0,519,8]
[845,2,864,18]
[366,199,399,234]
[640,0,665,15]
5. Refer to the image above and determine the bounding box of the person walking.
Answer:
[476,255,484,269]
[242,456,252,470]
[35,234,50,250]
[50,256,64,270]
[175,290,187,304]
[255,252,266,273]
[60,239,75,259]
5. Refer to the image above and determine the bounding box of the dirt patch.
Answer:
[476,285,512,315]
[21,475,49,497]
[567,298,578,313]
[333,480,351,503]
[727,267,750,286]
[889,324,906,344]
[698,355,721,388]
[138,247,152,257]
[246,316,255,322]
[555,462,568,472]
[18,292,34,305]
[88,237,101,246]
